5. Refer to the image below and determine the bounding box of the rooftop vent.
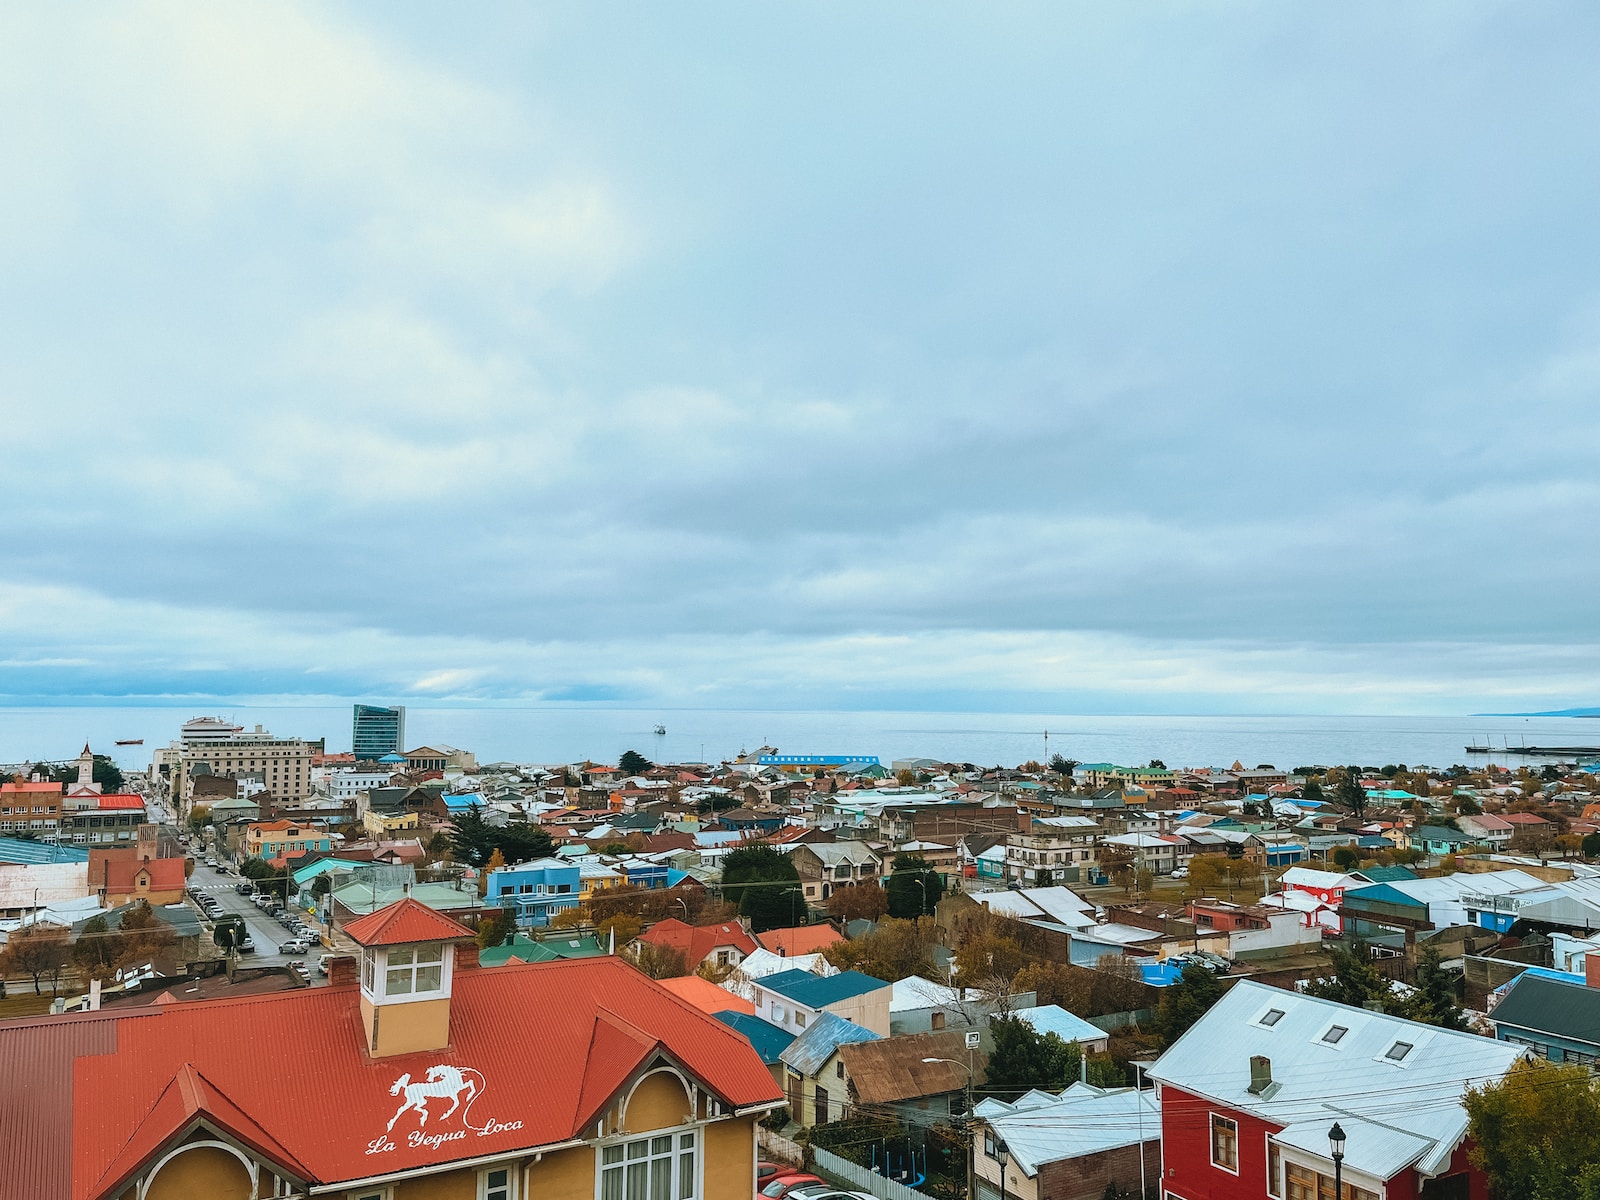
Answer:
[1247,1055,1278,1097]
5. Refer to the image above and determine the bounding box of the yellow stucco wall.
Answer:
[625,1071,694,1133]
[705,1117,756,1200]
[362,995,452,1057]
[394,1165,477,1200]
[143,1145,253,1200]
[536,1143,599,1197]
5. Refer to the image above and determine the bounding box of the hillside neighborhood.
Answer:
[3,713,1600,1199]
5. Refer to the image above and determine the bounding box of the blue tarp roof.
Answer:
[443,793,484,809]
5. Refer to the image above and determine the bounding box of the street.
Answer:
[186,861,327,982]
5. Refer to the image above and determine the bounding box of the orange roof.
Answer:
[7,952,782,1199]
[755,925,843,956]
[96,794,145,811]
[635,917,757,967]
[0,781,63,794]
[658,975,755,1016]
[342,897,474,947]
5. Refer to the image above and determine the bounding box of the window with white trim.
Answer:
[1210,1113,1238,1172]
[383,944,445,995]
[600,1131,698,1200]
[349,1189,390,1200]
[480,1163,517,1200]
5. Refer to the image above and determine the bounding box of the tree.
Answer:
[447,804,553,869]
[885,854,944,919]
[596,913,641,949]
[1455,794,1483,816]
[239,856,288,900]
[1098,845,1135,894]
[479,848,506,898]
[1301,779,1326,806]
[1049,755,1078,777]
[619,750,653,776]
[1305,940,1389,1010]
[981,1015,1121,1097]
[551,907,589,930]
[953,930,1027,991]
[824,917,937,982]
[1404,939,1466,1030]
[42,755,124,793]
[720,844,804,933]
[1330,845,1359,870]
[1335,767,1368,820]
[826,882,889,924]
[632,942,690,980]
[446,803,496,866]
[1183,855,1228,899]
[1465,1059,1600,1200]
[1583,832,1600,860]
[1154,964,1224,1046]
[1148,759,1166,770]
[476,907,514,950]
[1,924,71,995]
[895,769,916,787]
[188,808,212,836]
[116,903,176,968]
[73,914,118,978]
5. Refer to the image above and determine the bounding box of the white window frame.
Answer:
[1266,1134,1282,1199]
[596,1128,701,1200]
[348,1188,392,1200]
[479,1161,519,1200]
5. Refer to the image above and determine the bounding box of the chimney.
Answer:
[328,955,358,987]
[455,942,480,970]
[1248,1055,1273,1096]
[1588,954,1600,989]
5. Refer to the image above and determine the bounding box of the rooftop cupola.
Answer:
[342,897,476,1058]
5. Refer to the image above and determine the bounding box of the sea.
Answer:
[0,706,1595,774]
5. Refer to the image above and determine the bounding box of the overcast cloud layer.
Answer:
[2,2,1598,713]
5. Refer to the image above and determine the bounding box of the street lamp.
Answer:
[995,1138,1010,1200]
[1328,1122,1346,1200]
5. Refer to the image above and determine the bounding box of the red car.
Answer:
[759,1173,824,1199]
[757,1163,790,1183]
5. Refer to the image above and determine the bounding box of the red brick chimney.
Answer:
[1587,954,1600,989]
[455,941,480,970]
[328,955,358,987]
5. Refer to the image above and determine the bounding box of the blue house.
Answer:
[484,857,582,926]
[621,860,670,890]
[1491,972,1600,1068]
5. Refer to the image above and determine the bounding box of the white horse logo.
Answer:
[386,1064,486,1132]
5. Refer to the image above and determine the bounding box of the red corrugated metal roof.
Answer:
[342,897,474,947]
[95,795,145,811]
[658,975,755,1016]
[29,955,779,1197]
[635,918,757,966]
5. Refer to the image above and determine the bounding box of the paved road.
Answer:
[187,862,327,984]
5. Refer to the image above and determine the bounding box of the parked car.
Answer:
[1171,866,1189,879]
[279,940,310,955]
[237,937,255,955]
[757,1163,789,1184]
[317,954,333,976]
[759,1175,825,1199]
[235,882,254,895]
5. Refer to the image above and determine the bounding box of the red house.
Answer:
[1148,980,1524,1200]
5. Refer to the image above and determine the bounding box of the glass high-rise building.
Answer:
[351,704,406,761]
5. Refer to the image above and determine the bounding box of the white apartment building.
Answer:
[173,724,314,811]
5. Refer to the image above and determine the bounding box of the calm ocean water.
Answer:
[0,706,1593,773]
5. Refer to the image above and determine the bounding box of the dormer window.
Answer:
[386,944,445,995]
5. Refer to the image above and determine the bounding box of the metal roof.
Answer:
[1012,1004,1107,1045]
[714,1011,795,1064]
[1491,973,1600,1050]
[758,968,889,1007]
[341,897,474,946]
[977,1083,1158,1174]
[4,953,779,1197]
[778,1011,879,1076]
[1148,979,1526,1179]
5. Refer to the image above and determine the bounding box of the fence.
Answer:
[757,1127,805,1167]
[812,1146,932,1200]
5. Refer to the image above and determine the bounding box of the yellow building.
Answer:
[7,897,782,1199]
[362,808,421,837]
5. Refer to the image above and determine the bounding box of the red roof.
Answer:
[1500,812,1551,825]
[657,975,755,1016]
[754,925,843,957]
[0,781,63,795]
[95,794,145,811]
[6,953,782,1198]
[341,897,475,947]
[88,851,185,896]
[635,918,758,967]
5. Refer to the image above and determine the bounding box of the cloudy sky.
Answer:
[2,2,1598,714]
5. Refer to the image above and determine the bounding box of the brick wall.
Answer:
[1037,1139,1159,1200]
